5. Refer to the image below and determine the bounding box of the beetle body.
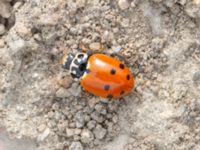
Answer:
[62,53,134,99]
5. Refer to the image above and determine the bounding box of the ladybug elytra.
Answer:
[62,52,135,99]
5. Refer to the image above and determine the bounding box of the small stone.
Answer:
[81,129,94,144]
[89,42,102,50]
[58,122,68,132]
[91,112,104,123]
[13,1,23,10]
[37,128,50,141]
[33,34,42,41]
[94,125,107,140]
[76,0,86,8]
[57,76,72,89]
[193,71,200,85]
[56,87,71,98]
[111,45,122,53]
[38,124,46,132]
[74,129,82,135]
[112,115,118,123]
[118,0,130,10]
[0,1,12,18]
[8,38,25,53]
[121,18,130,27]
[84,115,91,122]
[0,39,5,48]
[69,122,76,128]
[73,135,81,141]
[52,103,59,110]
[38,14,61,25]
[68,83,81,96]
[152,0,163,2]
[95,104,104,113]
[95,103,107,115]
[14,22,30,37]
[0,24,5,35]
[69,142,83,150]
[66,128,74,137]
[75,112,85,128]
[178,0,187,5]
[87,120,96,130]
[185,2,200,19]
[54,111,62,121]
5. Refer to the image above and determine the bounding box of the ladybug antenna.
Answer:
[62,53,75,70]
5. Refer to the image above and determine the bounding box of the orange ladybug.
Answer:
[62,52,135,99]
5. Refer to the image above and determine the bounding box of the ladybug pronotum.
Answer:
[62,52,135,99]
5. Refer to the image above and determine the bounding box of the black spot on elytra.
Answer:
[119,63,125,69]
[120,91,125,95]
[104,85,110,91]
[126,74,130,80]
[110,68,116,75]
[107,94,113,99]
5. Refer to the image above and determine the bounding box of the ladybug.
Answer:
[62,52,135,99]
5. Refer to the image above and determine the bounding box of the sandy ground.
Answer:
[1,0,200,150]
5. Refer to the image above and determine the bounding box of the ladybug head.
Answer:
[66,52,88,78]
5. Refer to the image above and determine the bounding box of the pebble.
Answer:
[95,103,107,115]
[69,142,83,150]
[89,42,102,51]
[93,124,107,140]
[75,112,86,128]
[66,128,75,137]
[74,129,82,135]
[178,0,187,5]
[57,76,72,89]
[56,87,71,98]
[185,2,200,19]
[112,45,122,53]
[94,104,104,113]
[193,71,200,85]
[87,120,96,130]
[15,22,31,37]
[58,122,68,132]
[73,135,81,141]
[118,0,130,10]
[76,0,86,8]
[38,124,46,132]
[0,24,5,35]
[8,38,25,54]
[81,129,94,144]
[68,83,81,96]
[33,33,42,41]
[0,39,5,48]
[37,128,50,142]
[0,1,12,18]
[91,112,104,123]
[112,115,118,123]
[38,14,61,25]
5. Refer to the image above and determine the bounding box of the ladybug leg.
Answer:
[79,42,88,53]
[131,63,141,77]
[110,52,130,65]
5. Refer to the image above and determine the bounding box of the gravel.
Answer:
[118,0,130,10]
[0,24,5,35]
[94,124,107,140]
[69,142,83,150]
[56,87,71,98]
[81,129,94,144]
